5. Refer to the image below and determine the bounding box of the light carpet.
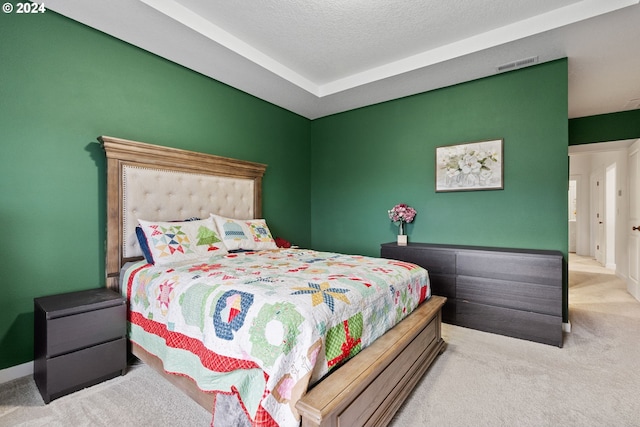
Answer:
[1,255,638,427]
[0,361,212,426]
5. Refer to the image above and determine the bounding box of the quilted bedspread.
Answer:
[122,248,430,427]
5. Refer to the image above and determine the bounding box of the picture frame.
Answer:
[435,139,504,192]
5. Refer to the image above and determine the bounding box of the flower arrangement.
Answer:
[388,203,417,235]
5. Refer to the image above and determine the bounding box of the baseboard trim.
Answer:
[628,279,640,302]
[0,360,33,385]
[562,321,572,333]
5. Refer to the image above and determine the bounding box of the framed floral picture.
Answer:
[435,139,503,192]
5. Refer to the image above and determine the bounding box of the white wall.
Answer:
[568,155,590,256]
[568,167,590,256]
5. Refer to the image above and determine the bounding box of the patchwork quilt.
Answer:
[122,248,430,427]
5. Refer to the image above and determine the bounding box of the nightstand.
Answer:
[34,288,127,403]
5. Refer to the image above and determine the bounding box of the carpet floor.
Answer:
[0,360,212,426]
[1,254,638,427]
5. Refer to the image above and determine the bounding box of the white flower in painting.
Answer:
[479,168,493,181]
[438,153,451,169]
[459,153,481,174]
[485,148,500,164]
[483,158,495,171]
[446,167,460,178]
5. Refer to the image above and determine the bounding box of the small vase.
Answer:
[397,221,407,246]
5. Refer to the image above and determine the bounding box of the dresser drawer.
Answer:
[455,300,563,347]
[39,338,126,402]
[429,273,456,299]
[441,299,456,324]
[45,304,126,357]
[457,252,562,286]
[428,275,455,323]
[382,246,456,275]
[457,275,562,316]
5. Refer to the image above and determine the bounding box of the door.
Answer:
[592,171,605,264]
[628,139,640,300]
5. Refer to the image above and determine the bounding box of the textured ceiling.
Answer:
[171,0,579,85]
[46,0,640,119]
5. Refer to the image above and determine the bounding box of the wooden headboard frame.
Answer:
[100,136,267,291]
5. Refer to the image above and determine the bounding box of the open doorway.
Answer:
[568,139,634,276]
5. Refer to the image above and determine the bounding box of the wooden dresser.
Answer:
[381,242,564,347]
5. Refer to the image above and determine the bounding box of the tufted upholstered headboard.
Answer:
[100,136,267,291]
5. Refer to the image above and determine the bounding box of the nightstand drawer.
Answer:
[41,338,126,402]
[46,304,126,357]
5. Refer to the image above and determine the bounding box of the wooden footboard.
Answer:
[296,295,446,427]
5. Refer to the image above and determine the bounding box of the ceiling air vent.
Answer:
[496,56,539,73]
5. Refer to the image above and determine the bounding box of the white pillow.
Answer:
[137,216,227,265]
[210,214,277,251]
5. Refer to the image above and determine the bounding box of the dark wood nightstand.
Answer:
[34,288,127,403]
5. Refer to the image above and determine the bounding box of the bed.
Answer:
[101,135,446,427]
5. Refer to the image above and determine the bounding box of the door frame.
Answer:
[591,170,605,263]
[627,139,640,300]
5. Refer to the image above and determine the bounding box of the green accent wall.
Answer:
[569,109,640,145]
[310,60,569,315]
[1,10,575,371]
[311,60,568,255]
[0,11,310,369]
